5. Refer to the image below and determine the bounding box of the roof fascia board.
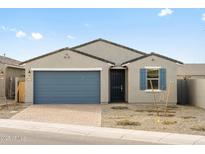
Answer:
[122,54,150,65]
[151,52,183,65]
[6,64,25,69]
[20,47,68,65]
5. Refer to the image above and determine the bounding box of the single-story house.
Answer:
[20,38,183,105]
[0,55,25,100]
[177,64,205,79]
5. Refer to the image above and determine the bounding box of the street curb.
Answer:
[0,119,205,145]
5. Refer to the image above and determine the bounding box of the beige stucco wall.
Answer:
[126,55,178,105]
[24,49,111,103]
[187,79,205,109]
[75,41,144,65]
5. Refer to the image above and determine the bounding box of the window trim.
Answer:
[144,89,162,92]
[144,66,161,69]
[146,68,160,90]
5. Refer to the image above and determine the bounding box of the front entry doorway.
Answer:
[110,69,125,102]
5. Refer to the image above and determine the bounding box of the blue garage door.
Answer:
[34,71,100,104]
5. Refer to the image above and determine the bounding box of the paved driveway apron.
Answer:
[11,105,101,126]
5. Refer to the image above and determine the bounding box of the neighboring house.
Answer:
[177,64,205,106]
[20,38,183,105]
[0,55,25,99]
[177,64,205,79]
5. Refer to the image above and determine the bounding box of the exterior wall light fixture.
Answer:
[0,69,4,80]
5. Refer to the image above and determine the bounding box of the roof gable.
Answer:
[72,38,147,55]
[20,47,115,65]
[72,38,146,65]
[20,39,182,67]
[122,52,183,65]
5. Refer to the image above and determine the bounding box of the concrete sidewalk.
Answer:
[0,119,205,145]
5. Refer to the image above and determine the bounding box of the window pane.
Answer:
[147,69,159,78]
[147,80,158,89]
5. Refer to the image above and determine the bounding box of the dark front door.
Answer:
[110,69,125,102]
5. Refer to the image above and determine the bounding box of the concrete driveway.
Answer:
[11,105,101,126]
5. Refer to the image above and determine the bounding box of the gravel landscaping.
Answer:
[0,101,30,119]
[2,101,205,136]
[102,104,205,136]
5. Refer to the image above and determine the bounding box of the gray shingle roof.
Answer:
[20,48,115,65]
[71,38,147,55]
[20,38,183,66]
[0,55,21,66]
[177,64,205,76]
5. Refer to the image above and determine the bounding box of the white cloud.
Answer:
[31,32,43,40]
[16,30,27,38]
[202,13,205,21]
[158,8,173,17]
[67,35,75,39]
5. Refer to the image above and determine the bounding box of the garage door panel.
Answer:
[34,71,100,104]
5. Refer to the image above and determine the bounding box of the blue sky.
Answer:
[0,8,205,63]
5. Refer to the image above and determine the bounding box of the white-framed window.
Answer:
[146,68,159,90]
[140,67,166,91]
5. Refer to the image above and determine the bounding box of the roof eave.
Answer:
[6,64,25,69]
[150,52,183,65]
[20,47,69,65]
